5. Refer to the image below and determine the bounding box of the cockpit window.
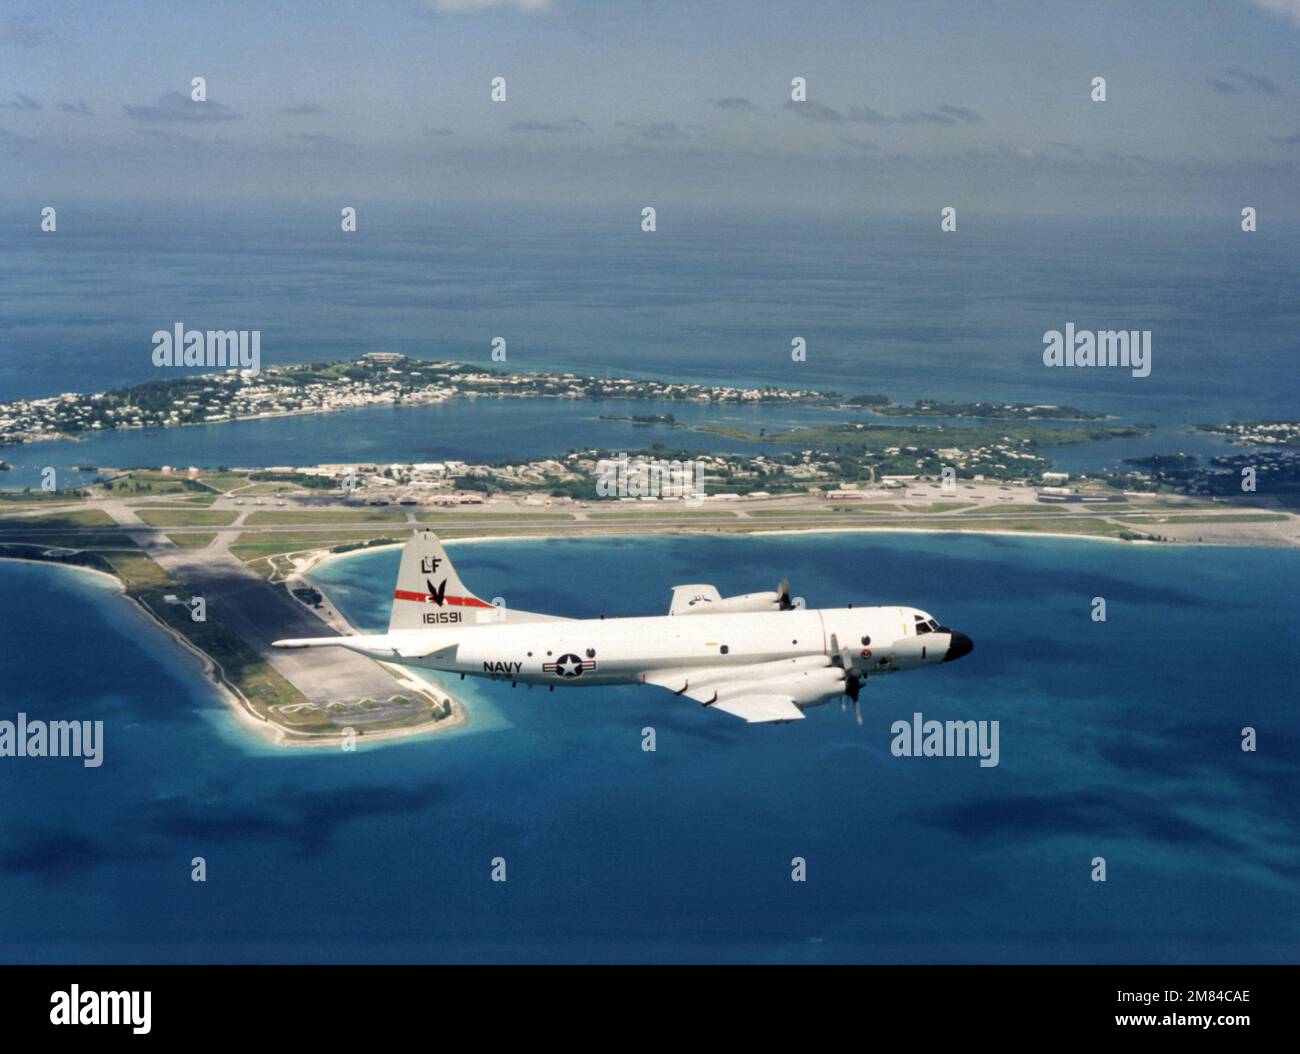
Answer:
[914,615,941,635]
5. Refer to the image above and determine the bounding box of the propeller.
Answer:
[776,576,794,611]
[829,633,866,724]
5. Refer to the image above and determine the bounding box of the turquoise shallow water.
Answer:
[0,533,1296,963]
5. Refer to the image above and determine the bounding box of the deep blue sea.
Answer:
[1,533,1296,963]
[1,206,1296,423]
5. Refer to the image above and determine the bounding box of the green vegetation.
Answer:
[165,492,219,506]
[415,511,574,523]
[230,529,407,563]
[902,502,978,513]
[247,470,335,489]
[586,509,739,519]
[195,471,255,491]
[244,508,408,525]
[1115,513,1287,526]
[0,488,88,503]
[102,471,210,496]
[873,400,1105,420]
[598,413,679,425]
[135,508,239,527]
[875,516,1126,537]
[0,542,121,575]
[2,508,116,527]
[167,533,219,548]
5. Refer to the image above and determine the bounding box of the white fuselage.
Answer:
[401,605,951,689]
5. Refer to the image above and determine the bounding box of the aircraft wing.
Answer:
[706,694,805,723]
[668,584,721,615]
[642,660,830,723]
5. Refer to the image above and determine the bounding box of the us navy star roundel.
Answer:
[543,653,597,678]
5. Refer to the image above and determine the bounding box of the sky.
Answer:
[1,0,1299,216]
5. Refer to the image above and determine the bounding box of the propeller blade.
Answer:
[854,699,862,726]
[776,576,793,610]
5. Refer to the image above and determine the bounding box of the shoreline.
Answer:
[0,551,465,751]
[5,520,1293,754]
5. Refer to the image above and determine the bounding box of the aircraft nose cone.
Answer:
[944,630,974,663]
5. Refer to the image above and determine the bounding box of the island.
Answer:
[2,365,1295,749]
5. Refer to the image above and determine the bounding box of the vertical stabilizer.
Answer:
[389,531,493,632]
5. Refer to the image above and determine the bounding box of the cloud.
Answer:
[0,127,37,145]
[844,104,886,124]
[1245,0,1300,27]
[1208,66,1282,97]
[715,96,759,112]
[135,128,203,149]
[426,126,455,136]
[898,109,958,125]
[284,132,353,151]
[421,0,551,12]
[828,102,984,126]
[510,117,588,133]
[124,91,241,122]
[57,99,94,116]
[2,93,41,111]
[1206,77,1243,94]
[616,120,691,141]
[783,99,843,122]
[1269,130,1300,143]
[1224,65,1281,96]
[936,103,982,124]
[282,101,324,115]
[837,135,879,152]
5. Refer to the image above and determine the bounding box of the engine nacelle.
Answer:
[708,590,784,614]
[670,580,794,616]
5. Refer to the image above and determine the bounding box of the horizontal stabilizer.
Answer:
[273,634,458,660]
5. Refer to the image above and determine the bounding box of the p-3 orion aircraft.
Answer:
[274,532,973,724]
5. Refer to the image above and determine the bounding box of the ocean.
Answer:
[1,532,1296,963]
[3,203,1294,488]
[1,203,1296,413]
